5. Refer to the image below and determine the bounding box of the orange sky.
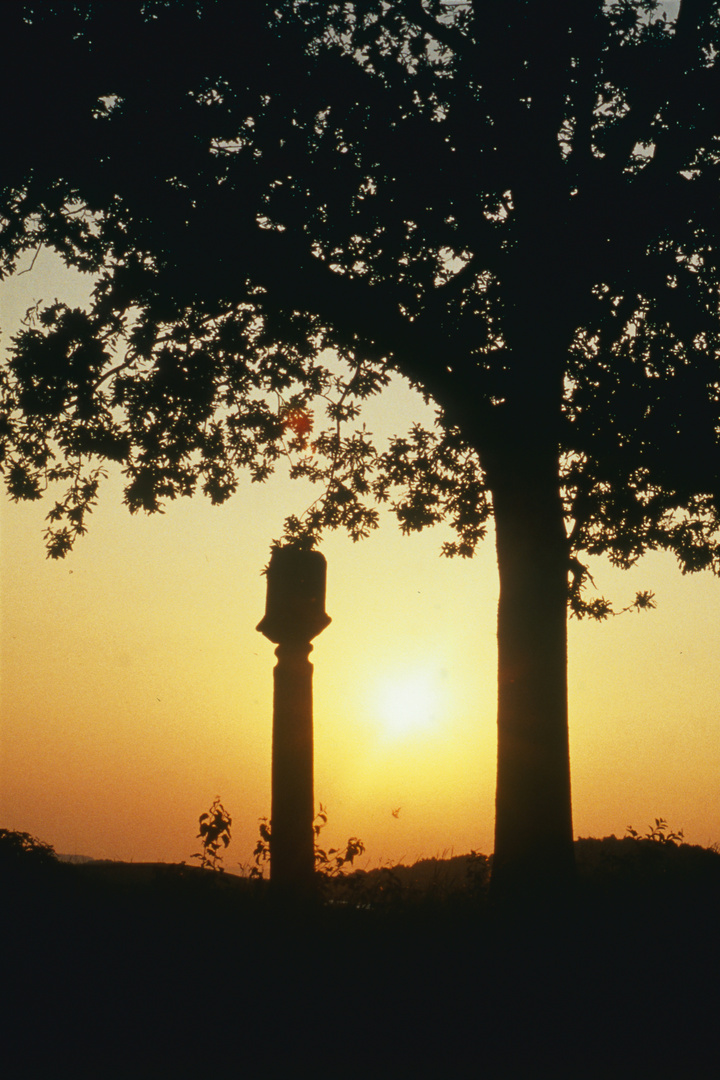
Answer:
[1,251,719,869]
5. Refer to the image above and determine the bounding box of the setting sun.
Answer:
[373,672,441,741]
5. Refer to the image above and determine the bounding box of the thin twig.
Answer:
[16,246,43,276]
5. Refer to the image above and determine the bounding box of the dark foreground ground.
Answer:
[2,837,719,1079]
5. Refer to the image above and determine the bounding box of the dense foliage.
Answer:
[1,1,717,583]
[0,827,58,869]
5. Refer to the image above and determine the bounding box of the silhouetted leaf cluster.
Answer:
[312,803,366,877]
[192,796,232,871]
[250,803,365,885]
[626,817,684,845]
[250,815,272,879]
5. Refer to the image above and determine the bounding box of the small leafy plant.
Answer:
[192,797,232,871]
[626,818,684,845]
[313,803,366,876]
[250,803,365,881]
[250,817,272,879]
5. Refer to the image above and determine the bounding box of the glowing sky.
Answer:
[1,250,719,869]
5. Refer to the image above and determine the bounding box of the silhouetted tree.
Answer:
[2,1,719,895]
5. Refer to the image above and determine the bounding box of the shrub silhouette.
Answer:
[251,803,365,887]
[192,797,232,871]
[626,817,684,844]
[0,828,58,870]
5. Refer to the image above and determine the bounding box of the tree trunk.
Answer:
[488,438,575,901]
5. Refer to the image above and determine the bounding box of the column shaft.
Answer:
[270,641,315,892]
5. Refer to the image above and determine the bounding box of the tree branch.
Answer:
[240,225,496,437]
[16,245,43,276]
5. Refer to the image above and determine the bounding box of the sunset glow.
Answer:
[374,673,441,741]
[1,250,719,870]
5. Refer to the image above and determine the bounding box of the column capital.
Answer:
[257,545,331,644]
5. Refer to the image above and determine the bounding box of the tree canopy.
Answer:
[2,0,720,891]
[2,0,717,578]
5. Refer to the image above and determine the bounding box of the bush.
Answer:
[191,797,232,871]
[0,828,58,870]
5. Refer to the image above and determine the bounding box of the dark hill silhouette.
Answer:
[3,833,719,1077]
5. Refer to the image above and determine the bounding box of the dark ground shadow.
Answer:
[2,839,719,1078]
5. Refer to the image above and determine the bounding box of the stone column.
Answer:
[257,546,331,894]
